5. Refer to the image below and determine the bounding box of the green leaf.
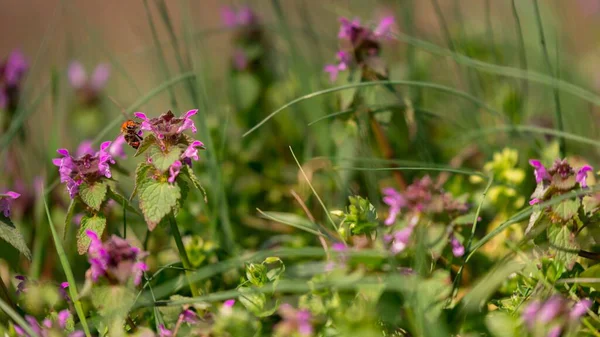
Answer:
[131,162,154,200]
[78,181,108,211]
[264,257,285,285]
[138,179,180,231]
[579,264,600,287]
[134,133,157,157]
[582,195,600,215]
[149,145,182,172]
[233,73,261,111]
[485,311,518,337]
[525,208,542,235]
[553,198,580,221]
[0,215,31,259]
[107,187,141,216]
[237,286,278,317]
[548,225,578,270]
[63,199,77,240]
[451,212,479,225]
[340,69,362,110]
[77,214,107,254]
[181,165,207,203]
[91,285,136,333]
[175,178,189,212]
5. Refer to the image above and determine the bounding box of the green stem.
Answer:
[0,274,15,311]
[43,194,91,337]
[533,0,565,156]
[0,296,40,337]
[168,213,199,296]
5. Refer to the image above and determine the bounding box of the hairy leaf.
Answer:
[63,199,77,240]
[77,214,107,254]
[0,215,31,259]
[79,181,108,211]
[181,165,207,202]
[131,162,154,200]
[149,145,182,172]
[138,180,180,230]
[134,133,157,157]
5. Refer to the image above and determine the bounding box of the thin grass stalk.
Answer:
[168,213,199,297]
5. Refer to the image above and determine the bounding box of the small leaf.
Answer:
[131,162,154,200]
[149,145,182,172]
[77,214,107,254]
[579,264,600,287]
[582,195,600,215]
[485,311,518,337]
[134,134,157,157]
[138,179,180,231]
[79,181,108,211]
[548,224,578,270]
[63,199,77,240]
[181,165,207,203]
[553,198,580,221]
[0,215,31,259]
[525,208,542,235]
[91,285,136,332]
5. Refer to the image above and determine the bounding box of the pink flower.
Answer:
[223,299,236,308]
[570,299,592,321]
[0,191,20,217]
[67,61,110,92]
[57,310,71,328]
[373,16,395,38]
[450,235,465,257]
[382,187,406,225]
[109,135,127,159]
[529,198,541,206]
[134,110,199,141]
[529,159,550,183]
[275,304,313,336]
[221,6,258,27]
[3,49,28,86]
[182,140,205,162]
[324,51,351,82]
[576,165,593,188]
[168,160,182,183]
[176,109,198,134]
[158,324,173,337]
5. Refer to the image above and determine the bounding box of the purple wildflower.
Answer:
[182,140,205,162]
[134,110,198,141]
[529,159,550,183]
[386,227,413,254]
[222,6,258,27]
[52,141,115,198]
[181,309,198,324]
[14,312,83,337]
[168,160,182,183]
[576,165,593,188]
[15,275,27,295]
[0,191,20,217]
[159,324,173,337]
[373,16,395,38]
[570,299,592,321]
[275,304,313,337]
[324,51,351,82]
[85,230,148,286]
[224,299,236,308]
[109,135,127,159]
[529,198,541,206]
[2,50,28,86]
[76,140,94,157]
[547,326,562,337]
[450,235,465,257]
[382,187,406,225]
[57,310,70,328]
[68,61,110,104]
[537,296,564,323]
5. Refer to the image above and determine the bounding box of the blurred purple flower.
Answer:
[324,51,350,82]
[134,110,198,141]
[450,234,464,257]
[14,312,83,337]
[68,61,110,92]
[109,135,127,159]
[224,299,236,308]
[85,230,148,286]
[222,6,258,27]
[275,304,313,336]
[382,187,406,225]
[0,191,20,217]
[570,299,592,321]
[386,226,413,254]
[522,295,591,335]
[52,141,115,198]
[181,309,198,324]
[373,16,395,38]
[576,165,593,188]
[529,198,541,206]
[57,310,70,328]
[15,275,27,295]
[159,324,173,337]
[76,140,94,157]
[2,49,28,86]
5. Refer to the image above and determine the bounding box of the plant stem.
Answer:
[0,274,15,310]
[168,213,199,296]
[0,296,40,337]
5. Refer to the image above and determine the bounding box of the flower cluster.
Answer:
[382,175,468,225]
[86,230,148,286]
[68,61,110,106]
[0,49,28,112]
[522,296,591,337]
[14,309,83,337]
[52,141,115,198]
[324,16,395,81]
[0,190,20,217]
[274,304,313,337]
[221,7,265,72]
[528,159,593,205]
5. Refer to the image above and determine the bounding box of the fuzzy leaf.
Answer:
[0,215,31,259]
[579,264,600,288]
[149,145,182,172]
[138,179,180,231]
[91,285,136,334]
[582,195,600,215]
[131,162,154,201]
[548,225,578,270]
[553,198,580,221]
[525,208,542,235]
[77,214,107,254]
[181,165,207,203]
[134,134,157,157]
[79,181,108,211]
[63,199,77,240]
[237,286,278,317]
[175,178,189,213]
[552,175,576,191]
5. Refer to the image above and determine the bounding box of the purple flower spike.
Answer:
[547,326,562,337]
[570,299,592,321]
[134,110,201,141]
[382,187,406,225]
[168,160,182,183]
[68,61,87,89]
[529,159,550,183]
[0,191,20,217]
[576,165,593,188]
[338,17,361,40]
[90,63,110,91]
[4,50,28,85]
[450,235,465,257]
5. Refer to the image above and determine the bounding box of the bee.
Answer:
[121,120,143,149]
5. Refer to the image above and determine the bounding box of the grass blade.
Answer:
[0,296,40,337]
